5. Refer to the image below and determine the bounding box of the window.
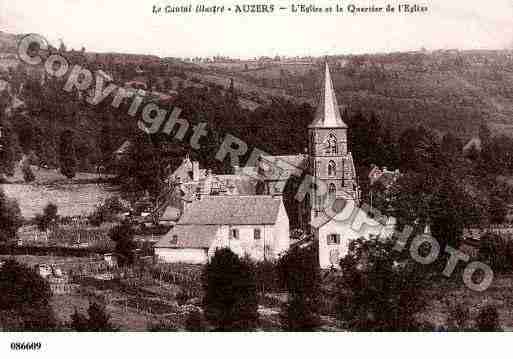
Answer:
[327,234,340,245]
[171,235,178,244]
[328,160,336,177]
[230,228,239,240]
[327,134,337,154]
[328,183,336,198]
[254,228,261,240]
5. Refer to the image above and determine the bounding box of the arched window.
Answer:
[328,160,336,177]
[328,183,336,196]
[327,133,337,154]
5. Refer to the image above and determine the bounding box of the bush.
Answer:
[475,305,501,332]
[89,196,129,226]
[22,165,35,183]
[108,223,136,266]
[69,302,117,331]
[0,259,56,331]
[35,203,58,231]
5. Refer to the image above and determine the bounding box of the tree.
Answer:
[0,259,56,330]
[108,223,136,266]
[202,248,258,331]
[278,246,321,331]
[116,134,165,200]
[338,236,427,331]
[35,203,58,232]
[59,130,77,179]
[0,120,22,177]
[0,189,23,242]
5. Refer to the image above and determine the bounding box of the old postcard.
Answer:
[0,0,512,356]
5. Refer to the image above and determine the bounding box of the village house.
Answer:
[154,195,290,264]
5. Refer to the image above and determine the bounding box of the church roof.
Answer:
[309,63,347,129]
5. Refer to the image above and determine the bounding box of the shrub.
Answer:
[69,302,117,331]
[35,203,58,231]
[89,196,129,226]
[0,259,56,331]
[475,305,501,332]
[22,165,35,183]
[108,223,136,266]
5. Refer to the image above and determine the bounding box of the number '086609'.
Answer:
[10,342,42,350]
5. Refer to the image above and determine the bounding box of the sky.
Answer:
[2,0,513,58]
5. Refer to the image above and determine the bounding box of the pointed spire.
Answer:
[309,62,347,129]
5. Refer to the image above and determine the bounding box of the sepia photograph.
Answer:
[0,0,513,356]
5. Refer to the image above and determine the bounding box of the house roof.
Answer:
[309,63,347,129]
[155,224,220,248]
[259,154,307,181]
[179,195,283,225]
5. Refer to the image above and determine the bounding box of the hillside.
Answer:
[193,51,513,138]
[2,30,513,144]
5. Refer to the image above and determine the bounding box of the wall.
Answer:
[317,209,395,269]
[155,248,209,265]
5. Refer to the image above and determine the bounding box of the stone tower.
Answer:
[309,63,359,219]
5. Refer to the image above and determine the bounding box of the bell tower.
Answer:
[309,63,359,219]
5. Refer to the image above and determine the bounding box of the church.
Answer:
[258,63,394,268]
[156,63,394,268]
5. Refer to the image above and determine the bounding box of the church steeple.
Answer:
[309,62,347,129]
[308,62,358,219]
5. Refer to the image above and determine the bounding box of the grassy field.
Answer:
[3,182,118,219]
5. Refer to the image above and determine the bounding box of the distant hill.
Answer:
[198,51,513,139]
[2,29,513,139]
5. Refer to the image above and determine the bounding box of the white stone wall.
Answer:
[317,209,395,269]
[155,248,209,264]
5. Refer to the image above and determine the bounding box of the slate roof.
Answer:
[154,224,219,248]
[178,195,282,225]
[309,63,347,129]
